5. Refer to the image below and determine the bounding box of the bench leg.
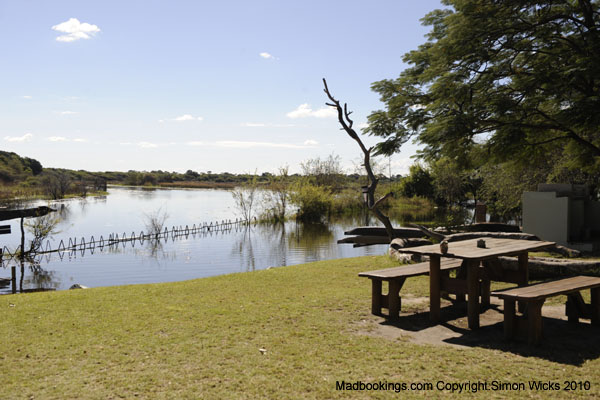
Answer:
[388,279,402,320]
[480,279,490,308]
[566,293,585,323]
[527,300,544,345]
[371,279,382,316]
[592,288,600,326]
[517,253,529,313]
[504,299,516,340]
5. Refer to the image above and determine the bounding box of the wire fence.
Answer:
[1,218,254,261]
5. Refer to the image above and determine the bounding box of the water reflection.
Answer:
[232,227,257,272]
[1,187,452,294]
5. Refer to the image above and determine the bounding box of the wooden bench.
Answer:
[492,275,600,344]
[359,259,463,319]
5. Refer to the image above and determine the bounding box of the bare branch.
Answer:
[372,192,394,209]
[323,77,397,240]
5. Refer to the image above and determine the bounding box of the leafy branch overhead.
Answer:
[323,78,396,240]
[365,0,600,171]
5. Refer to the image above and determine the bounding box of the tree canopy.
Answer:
[366,0,600,172]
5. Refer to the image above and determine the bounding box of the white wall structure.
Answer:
[522,184,600,251]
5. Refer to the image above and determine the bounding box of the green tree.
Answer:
[367,0,600,171]
[399,164,435,199]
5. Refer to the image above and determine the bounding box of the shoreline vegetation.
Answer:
[1,150,442,225]
[2,255,598,399]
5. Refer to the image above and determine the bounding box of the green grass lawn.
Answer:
[1,256,599,399]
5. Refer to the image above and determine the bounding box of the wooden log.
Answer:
[344,226,424,238]
[389,238,437,249]
[337,235,390,245]
[0,206,56,221]
[496,256,600,279]
[410,225,581,258]
[445,232,539,242]
[454,223,521,233]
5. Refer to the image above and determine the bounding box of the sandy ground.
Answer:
[356,297,600,366]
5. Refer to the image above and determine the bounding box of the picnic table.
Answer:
[394,238,555,329]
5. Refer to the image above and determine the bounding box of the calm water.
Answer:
[1,187,391,294]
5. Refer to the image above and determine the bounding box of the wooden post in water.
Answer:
[11,266,16,294]
[20,217,25,260]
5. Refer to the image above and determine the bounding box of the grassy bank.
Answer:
[1,256,598,399]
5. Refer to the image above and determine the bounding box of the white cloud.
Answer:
[52,18,100,42]
[215,141,313,149]
[138,142,158,148]
[241,122,296,128]
[303,139,318,146]
[241,122,266,127]
[186,141,204,146]
[259,52,274,59]
[21,95,32,100]
[174,114,203,122]
[4,133,33,142]
[48,136,67,142]
[358,122,369,129]
[58,110,78,115]
[286,103,336,119]
[73,138,88,143]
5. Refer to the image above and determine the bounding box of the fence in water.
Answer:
[0,218,254,261]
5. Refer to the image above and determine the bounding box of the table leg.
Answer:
[467,259,480,329]
[429,255,441,322]
[517,253,529,313]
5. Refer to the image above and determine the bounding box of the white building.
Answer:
[522,184,600,252]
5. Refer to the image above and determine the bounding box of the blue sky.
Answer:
[1,0,444,175]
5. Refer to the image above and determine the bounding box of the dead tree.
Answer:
[323,78,396,241]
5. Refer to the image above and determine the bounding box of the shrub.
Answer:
[290,181,332,222]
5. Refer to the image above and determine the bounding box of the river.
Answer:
[1,186,397,294]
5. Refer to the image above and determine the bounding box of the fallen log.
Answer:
[496,256,600,279]
[445,231,538,242]
[344,226,424,238]
[409,224,581,257]
[0,206,56,221]
[388,238,435,263]
[337,235,390,245]
[453,223,521,233]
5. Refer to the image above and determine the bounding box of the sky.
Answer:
[0,0,444,175]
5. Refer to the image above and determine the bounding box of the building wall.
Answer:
[522,192,570,245]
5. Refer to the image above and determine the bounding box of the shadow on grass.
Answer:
[380,302,600,366]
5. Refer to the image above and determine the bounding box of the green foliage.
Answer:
[430,157,470,205]
[232,175,259,221]
[260,167,290,222]
[289,180,333,222]
[0,151,43,183]
[479,160,550,222]
[398,164,434,199]
[367,0,600,170]
[24,213,61,253]
[330,188,363,215]
[300,154,344,189]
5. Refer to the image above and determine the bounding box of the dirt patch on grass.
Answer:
[355,297,600,365]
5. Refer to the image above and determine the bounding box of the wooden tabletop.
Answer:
[394,238,555,260]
